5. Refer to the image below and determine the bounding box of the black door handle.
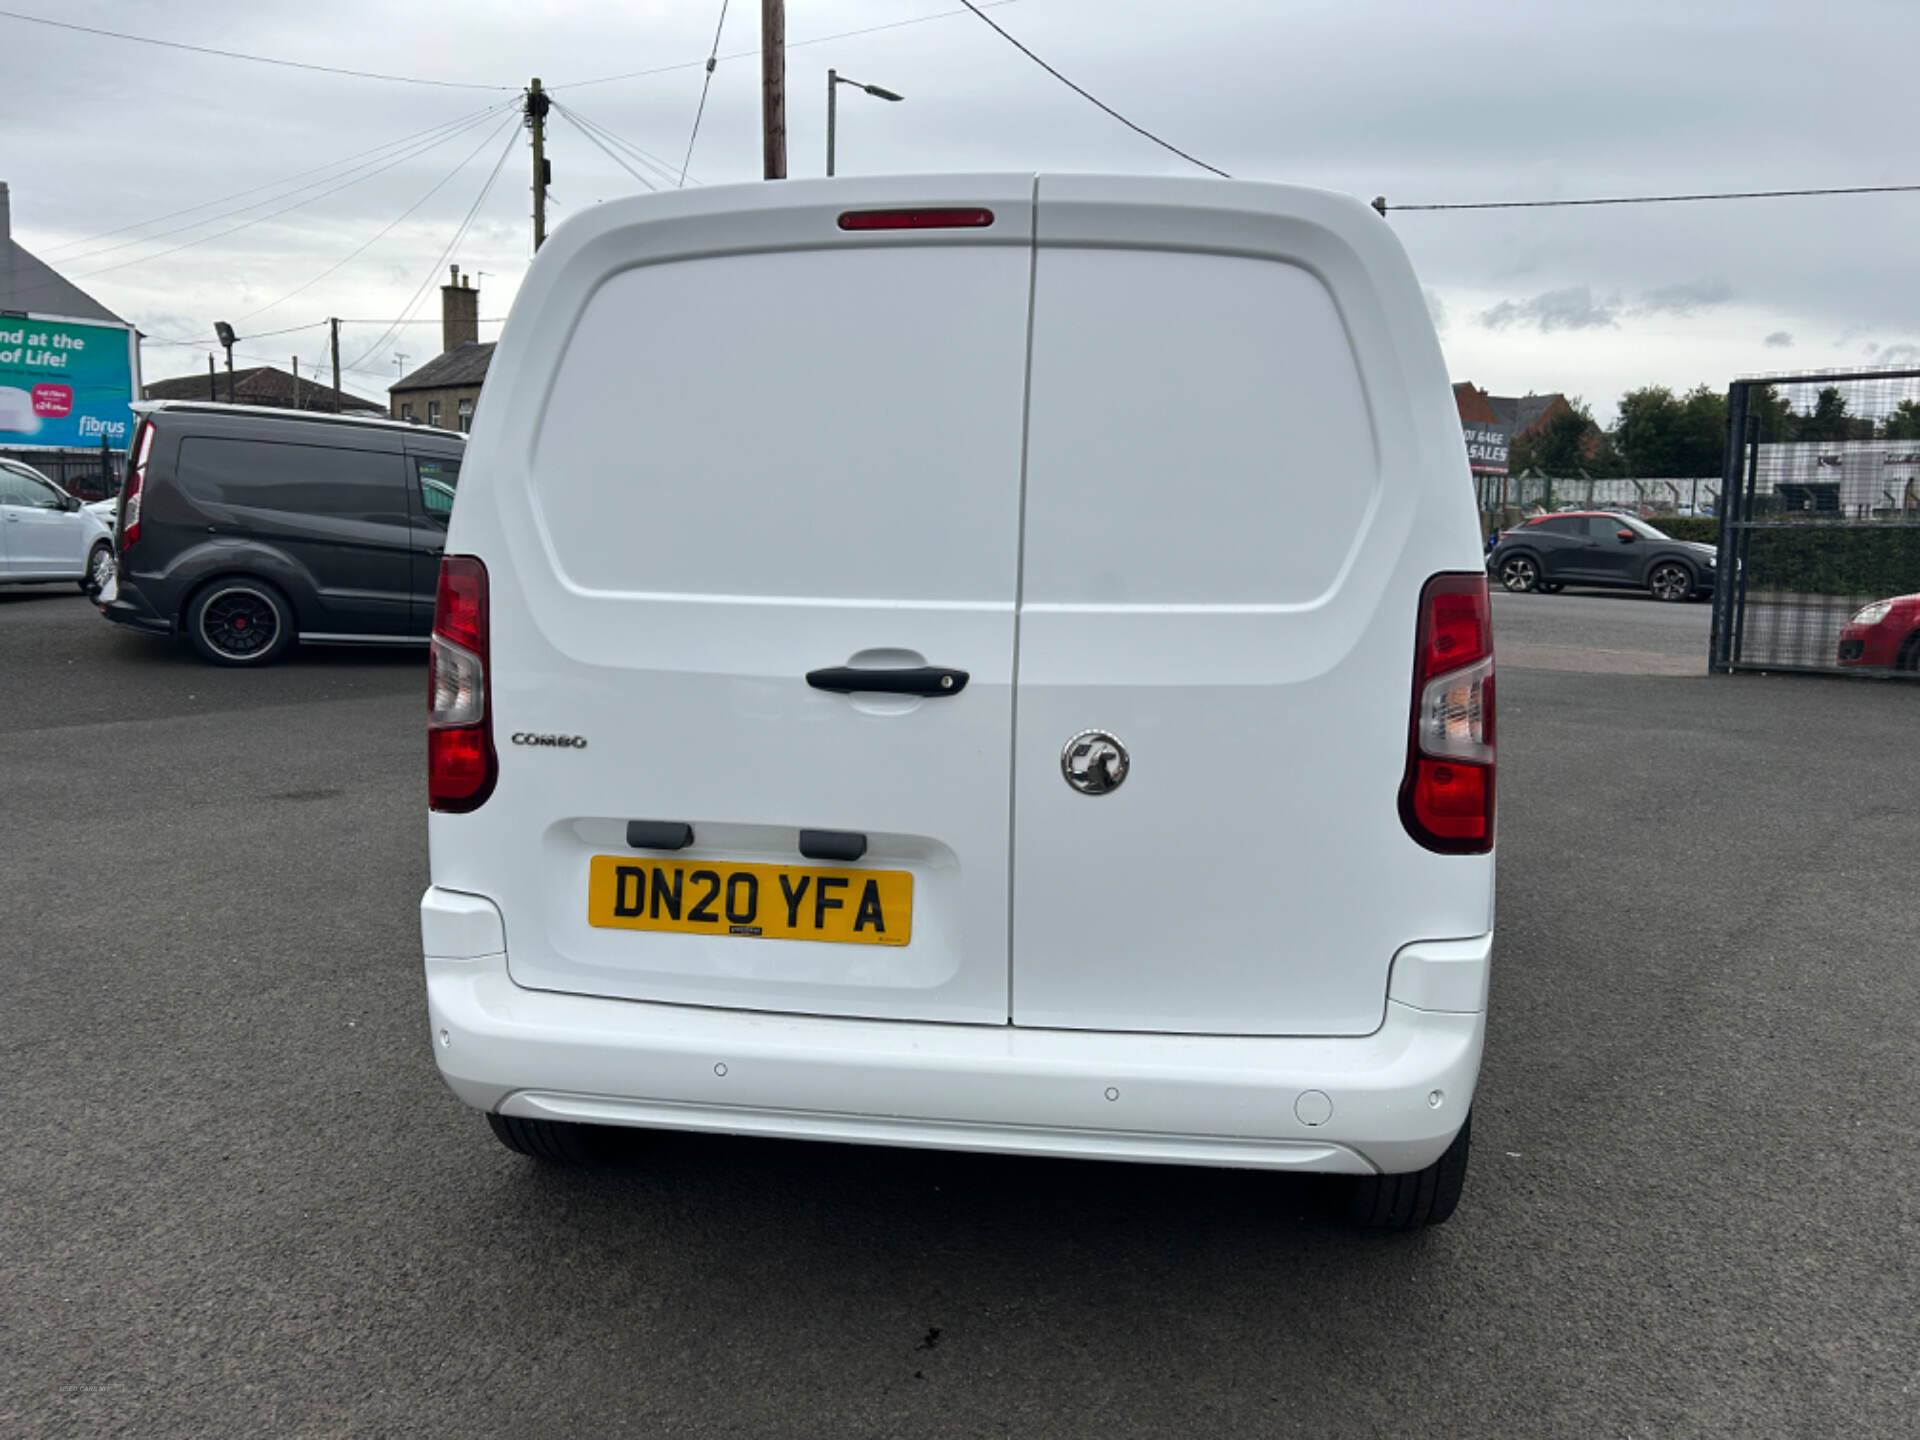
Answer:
[806,665,968,697]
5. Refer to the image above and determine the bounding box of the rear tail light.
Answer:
[1400,573,1495,853]
[120,417,153,551]
[428,555,496,812]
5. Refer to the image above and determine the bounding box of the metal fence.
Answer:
[0,443,125,502]
[1477,474,1719,519]
[1710,369,1920,679]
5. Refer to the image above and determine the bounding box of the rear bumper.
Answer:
[422,887,1488,1177]
[99,575,172,635]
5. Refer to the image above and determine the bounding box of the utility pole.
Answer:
[761,0,786,179]
[527,78,551,250]
[292,356,302,411]
[207,353,216,401]
[329,318,342,412]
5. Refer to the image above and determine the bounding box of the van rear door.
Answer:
[458,178,1035,1025]
[1009,177,1490,1037]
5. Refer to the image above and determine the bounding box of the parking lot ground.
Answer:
[4,588,1917,1438]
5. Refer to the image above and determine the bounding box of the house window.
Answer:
[458,397,474,434]
[401,403,414,422]
[427,400,441,428]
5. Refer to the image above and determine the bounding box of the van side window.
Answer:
[416,457,460,519]
[176,438,408,522]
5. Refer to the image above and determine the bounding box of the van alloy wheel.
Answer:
[1498,555,1538,593]
[188,582,292,665]
[1648,562,1693,602]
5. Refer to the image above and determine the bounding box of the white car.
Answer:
[0,458,115,593]
[86,495,118,530]
[421,175,1494,1228]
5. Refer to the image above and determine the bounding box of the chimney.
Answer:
[441,264,478,353]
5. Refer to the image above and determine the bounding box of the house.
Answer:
[0,181,126,323]
[1452,381,1509,477]
[144,364,383,415]
[390,267,493,432]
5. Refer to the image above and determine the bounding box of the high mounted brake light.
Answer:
[837,207,995,231]
[428,555,496,813]
[1399,573,1495,854]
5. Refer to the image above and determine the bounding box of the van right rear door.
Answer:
[1008,176,1492,1038]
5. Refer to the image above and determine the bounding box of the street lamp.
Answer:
[213,321,237,404]
[826,68,903,177]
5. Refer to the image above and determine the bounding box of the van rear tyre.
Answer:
[485,1111,609,1164]
[185,578,294,665]
[1349,1113,1471,1230]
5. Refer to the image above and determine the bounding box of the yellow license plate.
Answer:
[587,855,912,946]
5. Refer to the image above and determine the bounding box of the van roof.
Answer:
[131,398,464,443]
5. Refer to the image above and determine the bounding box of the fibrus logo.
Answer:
[510,732,588,748]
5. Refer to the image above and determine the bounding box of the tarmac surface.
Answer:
[4,585,1916,1438]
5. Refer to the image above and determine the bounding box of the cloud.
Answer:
[1479,285,1619,333]
[1764,331,1794,349]
[1634,278,1734,316]
[1875,343,1920,365]
[1424,288,1447,333]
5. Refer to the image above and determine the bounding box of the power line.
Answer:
[1379,183,1920,213]
[679,0,731,188]
[0,104,514,311]
[51,107,518,288]
[236,112,521,324]
[953,1,1227,178]
[346,126,521,371]
[553,105,661,192]
[557,103,687,188]
[554,1,1020,91]
[0,7,514,90]
[35,103,510,259]
[49,102,514,274]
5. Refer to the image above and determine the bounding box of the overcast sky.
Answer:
[5,0,1918,421]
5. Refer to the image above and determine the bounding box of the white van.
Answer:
[421,175,1494,1229]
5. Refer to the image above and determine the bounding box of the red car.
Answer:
[1837,593,1920,670]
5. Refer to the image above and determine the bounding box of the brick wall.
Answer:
[391,385,481,433]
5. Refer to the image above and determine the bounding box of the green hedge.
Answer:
[1651,517,1719,544]
[1744,526,1920,597]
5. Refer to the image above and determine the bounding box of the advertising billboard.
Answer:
[0,313,140,450]
[1462,420,1509,476]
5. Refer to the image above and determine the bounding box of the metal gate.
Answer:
[1711,369,1920,679]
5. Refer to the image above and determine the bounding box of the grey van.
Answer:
[101,401,463,665]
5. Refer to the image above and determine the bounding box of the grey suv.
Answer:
[101,402,464,664]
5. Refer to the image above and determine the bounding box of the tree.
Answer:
[1747,384,1795,443]
[1879,398,1920,439]
[1613,386,1683,476]
[1674,385,1728,476]
[1510,398,1620,478]
[1795,386,1854,443]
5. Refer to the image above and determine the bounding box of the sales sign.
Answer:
[1462,421,1509,476]
[0,314,140,450]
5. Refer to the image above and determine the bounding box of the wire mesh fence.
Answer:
[1477,474,1720,521]
[1710,369,1920,679]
